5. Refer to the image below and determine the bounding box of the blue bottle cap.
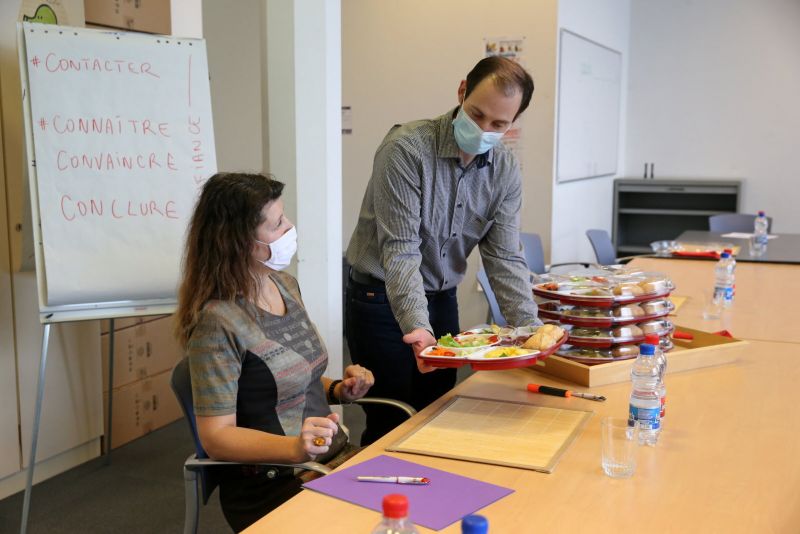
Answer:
[462,514,489,534]
[720,251,730,258]
[640,343,656,355]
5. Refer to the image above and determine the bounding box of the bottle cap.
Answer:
[462,514,489,534]
[640,343,656,355]
[720,251,730,258]
[724,248,733,254]
[382,494,409,519]
[758,210,765,217]
[644,333,660,345]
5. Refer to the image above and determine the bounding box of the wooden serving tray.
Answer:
[531,325,747,387]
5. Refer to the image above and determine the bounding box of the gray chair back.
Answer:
[476,268,507,326]
[586,229,617,265]
[709,213,773,233]
[519,232,546,274]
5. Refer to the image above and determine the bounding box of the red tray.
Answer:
[533,285,673,307]
[537,300,674,327]
[419,332,569,370]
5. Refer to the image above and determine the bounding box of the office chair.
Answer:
[709,213,773,233]
[585,229,642,265]
[476,268,507,326]
[520,232,591,275]
[171,358,415,534]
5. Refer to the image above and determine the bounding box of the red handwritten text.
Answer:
[51,115,171,137]
[60,195,178,221]
[45,53,160,78]
[56,150,177,172]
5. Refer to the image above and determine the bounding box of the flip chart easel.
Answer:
[17,22,217,533]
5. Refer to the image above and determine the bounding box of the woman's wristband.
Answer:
[327,379,342,405]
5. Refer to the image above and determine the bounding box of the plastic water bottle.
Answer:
[644,333,667,420]
[370,494,419,534]
[713,251,734,308]
[724,248,736,303]
[462,514,489,534]
[753,211,769,256]
[629,343,661,446]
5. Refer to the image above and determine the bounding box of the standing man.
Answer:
[345,57,541,444]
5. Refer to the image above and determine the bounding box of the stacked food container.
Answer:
[533,268,675,365]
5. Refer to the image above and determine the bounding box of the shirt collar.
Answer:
[437,106,494,169]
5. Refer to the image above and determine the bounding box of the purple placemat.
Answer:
[303,454,513,531]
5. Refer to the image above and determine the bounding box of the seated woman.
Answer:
[175,172,374,532]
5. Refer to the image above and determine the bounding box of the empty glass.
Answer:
[702,289,723,320]
[601,417,639,478]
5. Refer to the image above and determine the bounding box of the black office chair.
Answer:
[170,358,415,534]
[586,229,642,265]
[709,213,772,233]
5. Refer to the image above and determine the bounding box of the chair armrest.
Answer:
[184,455,331,476]
[547,261,592,271]
[351,397,417,418]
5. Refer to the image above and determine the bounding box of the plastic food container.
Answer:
[555,343,641,364]
[533,270,674,307]
[565,324,645,348]
[539,299,674,327]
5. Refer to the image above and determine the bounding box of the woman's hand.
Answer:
[296,413,339,461]
[336,365,375,402]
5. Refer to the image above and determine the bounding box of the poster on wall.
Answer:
[484,36,526,168]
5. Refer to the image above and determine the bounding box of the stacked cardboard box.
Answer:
[101,315,183,449]
[84,0,170,34]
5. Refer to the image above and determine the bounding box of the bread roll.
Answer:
[613,284,644,296]
[613,304,645,318]
[612,345,640,358]
[638,278,668,293]
[612,325,644,338]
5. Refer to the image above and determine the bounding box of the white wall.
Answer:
[551,0,630,264]
[626,0,800,233]
[203,0,264,172]
[342,0,558,329]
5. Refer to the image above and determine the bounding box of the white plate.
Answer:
[419,345,471,360]
[467,346,540,361]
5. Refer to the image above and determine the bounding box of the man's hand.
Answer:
[402,328,438,373]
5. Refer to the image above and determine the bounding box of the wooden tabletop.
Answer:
[245,258,800,533]
[626,257,800,344]
[676,230,800,264]
[245,339,800,533]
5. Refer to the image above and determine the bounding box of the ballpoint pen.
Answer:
[527,383,606,402]
[356,476,430,485]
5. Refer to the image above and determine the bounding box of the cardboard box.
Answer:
[533,326,748,387]
[101,316,182,391]
[84,0,170,35]
[100,314,169,335]
[103,368,183,450]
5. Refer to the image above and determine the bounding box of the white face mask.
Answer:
[256,226,297,271]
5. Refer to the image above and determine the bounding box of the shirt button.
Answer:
[457,203,463,208]
[452,232,456,237]
[442,252,446,257]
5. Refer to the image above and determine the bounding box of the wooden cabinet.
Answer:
[612,179,741,255]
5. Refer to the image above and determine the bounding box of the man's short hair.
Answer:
[465,57,535,119]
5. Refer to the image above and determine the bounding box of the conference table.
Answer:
[675,230,800,264]
[245,259,800,533]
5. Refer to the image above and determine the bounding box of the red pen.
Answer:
[527,383,606,402]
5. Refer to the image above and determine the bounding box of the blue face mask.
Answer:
[452,106,506,155]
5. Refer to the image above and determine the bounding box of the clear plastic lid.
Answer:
[533,267,674,305]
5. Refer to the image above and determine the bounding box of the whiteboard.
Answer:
[18,23,217,322]
[556,29,622,183]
